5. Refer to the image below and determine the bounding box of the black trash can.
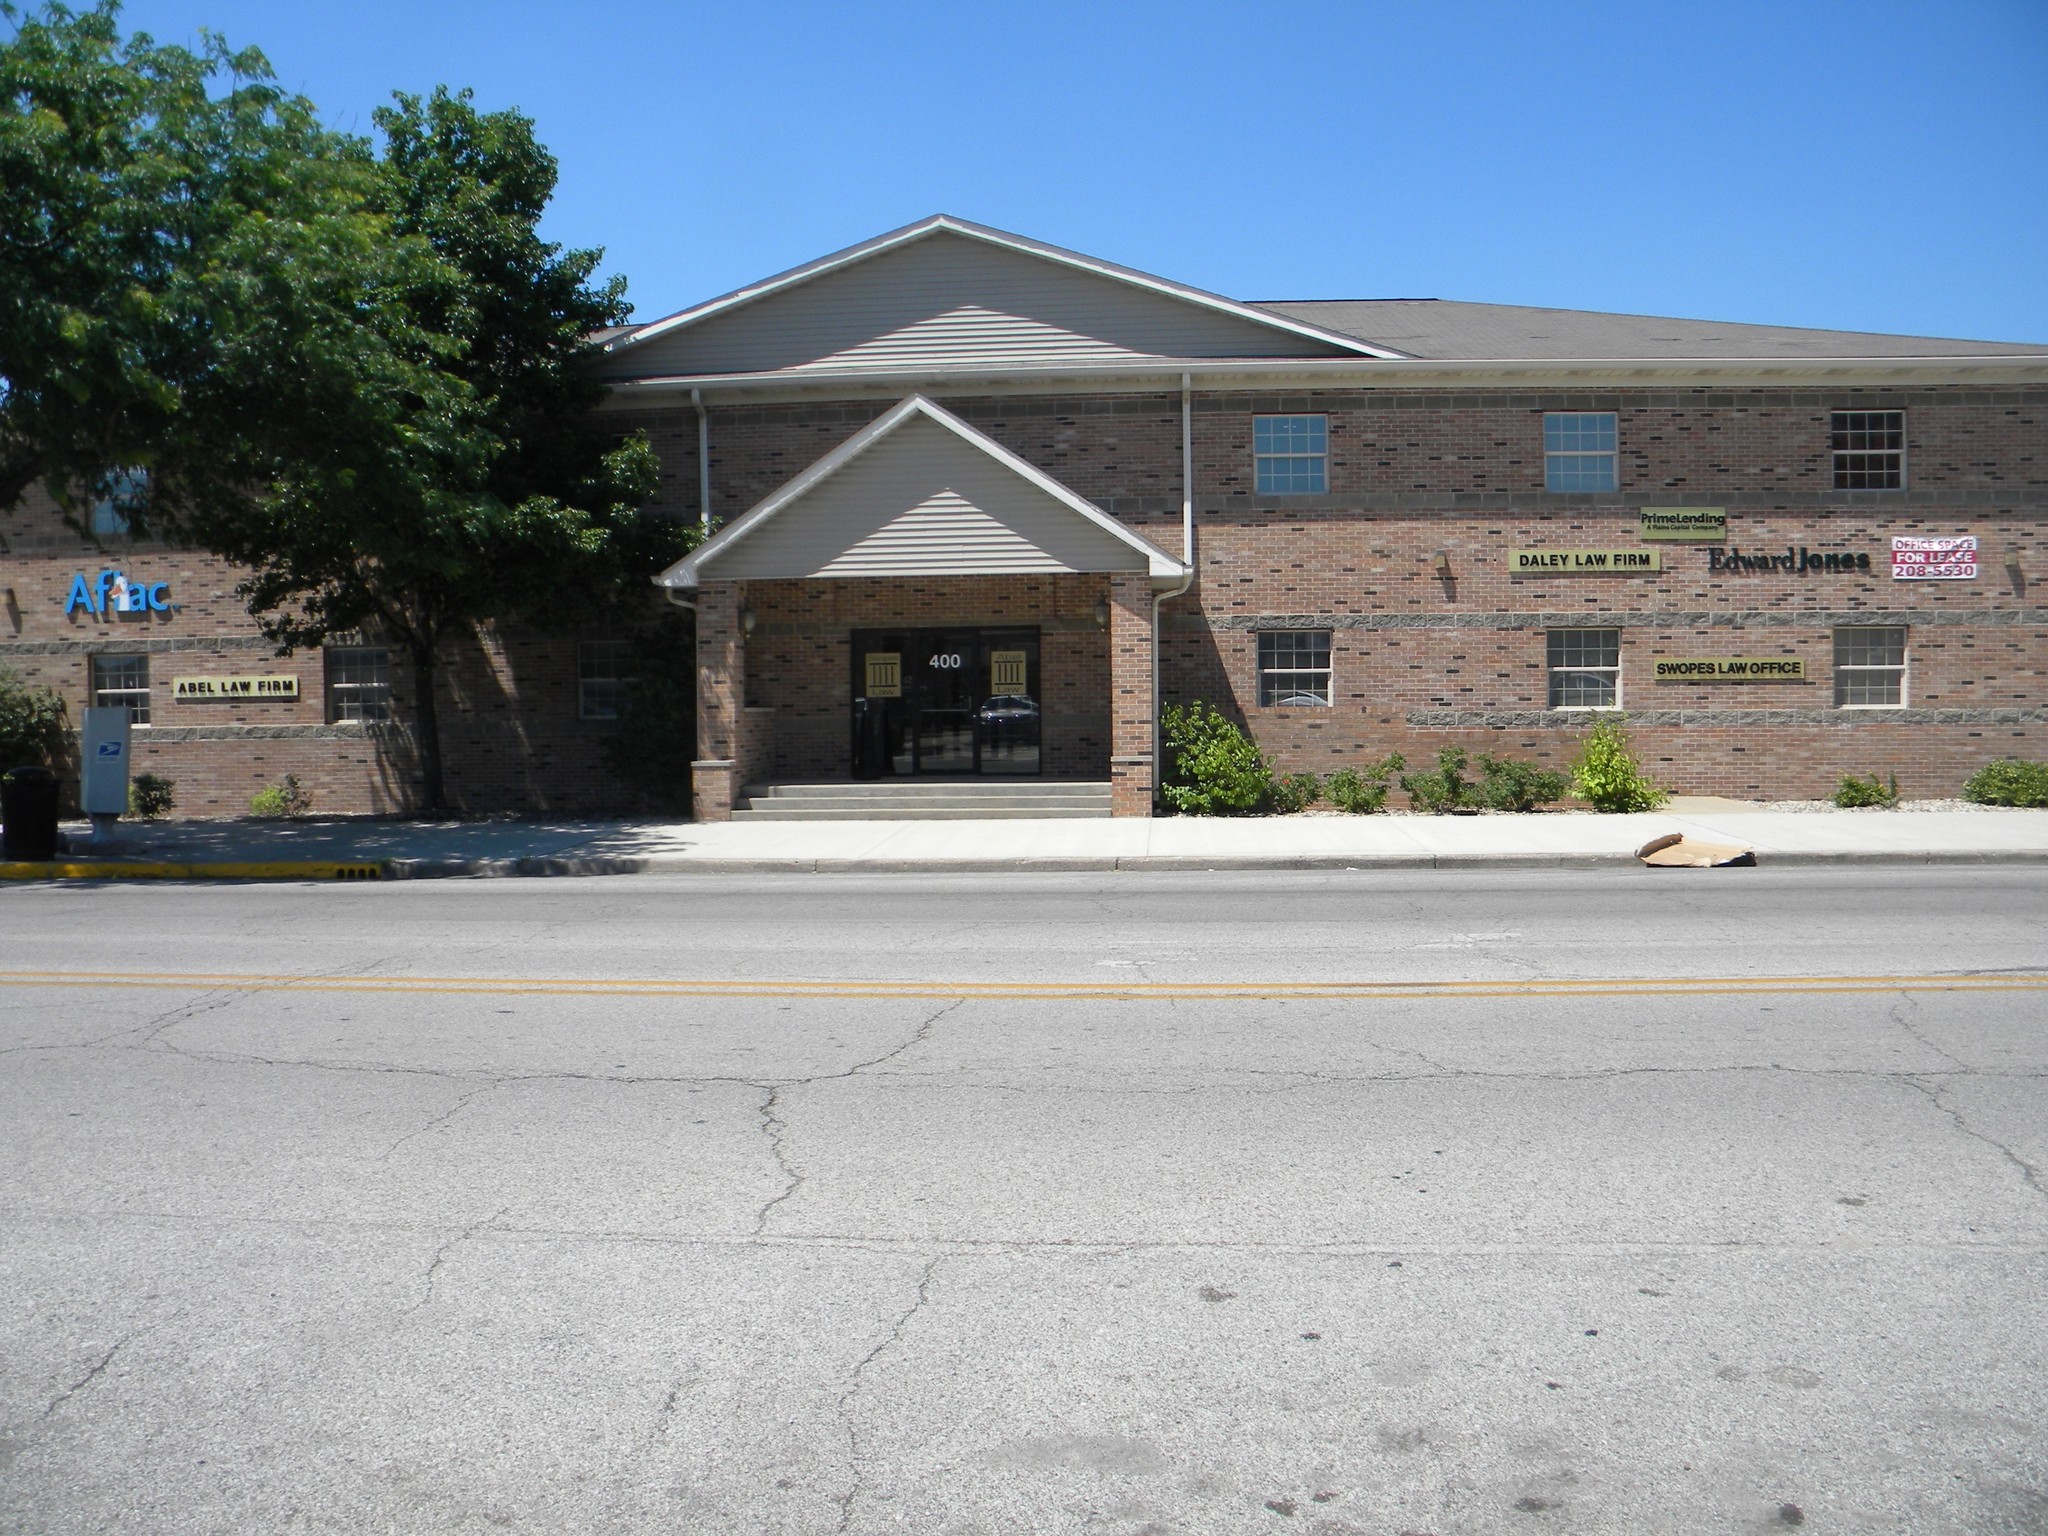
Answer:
[2,765,60,861]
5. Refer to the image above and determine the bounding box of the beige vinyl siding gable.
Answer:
[605,231,1357,380]
[706,415,1155,580]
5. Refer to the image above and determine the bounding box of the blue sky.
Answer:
[113,0,2048,342]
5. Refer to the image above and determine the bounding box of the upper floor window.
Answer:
[90,653,151,725]
[1832,411,1904,490]
[1544,413,1617,492]
[90,468,147,538]
[1257,630,1332,706]
[1254,415,1327,495]
[579,641,634,720]
[325,645,392,723]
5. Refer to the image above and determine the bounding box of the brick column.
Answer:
[692,580,744,822]
[1107,573,1154,817]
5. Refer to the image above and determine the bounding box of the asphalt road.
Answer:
[2,867,2045,1535]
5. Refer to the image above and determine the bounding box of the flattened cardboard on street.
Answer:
[1636,832,1758,868]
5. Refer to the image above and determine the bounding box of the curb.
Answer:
[0,860,389,881]
[6,849,2047,882]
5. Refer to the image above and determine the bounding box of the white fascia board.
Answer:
[652,394,1188,589]
[606,350,2048,405]
[607,214,1402,362]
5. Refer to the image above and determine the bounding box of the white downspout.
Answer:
[1150,373,1197,791]
[692,387,712,532]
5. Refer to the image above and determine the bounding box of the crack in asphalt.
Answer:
[376,1079,509,1162]
[834,1253,947,1534]
[752,1000,964,1236]
[1906,1079,2046,1206]
[410,1206,510,1311]
[40,1335,130,1419]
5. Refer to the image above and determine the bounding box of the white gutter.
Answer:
[1150,372,1197,798]
[691,388,712,532]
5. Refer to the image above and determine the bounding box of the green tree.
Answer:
[0,1,370,520]
[166,87,690,812]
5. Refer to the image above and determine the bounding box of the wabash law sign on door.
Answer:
[851,629,1042,778]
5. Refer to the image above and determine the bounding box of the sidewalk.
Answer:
[6,802,2047,879]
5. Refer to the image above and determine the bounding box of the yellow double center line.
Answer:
[0,969,2044,1002]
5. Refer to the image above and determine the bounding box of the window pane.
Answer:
[1258,630,1332,705]
[1254,415,1328,495]
[326,646,392,723]
[90,654,151,724]
[579,641,633,720]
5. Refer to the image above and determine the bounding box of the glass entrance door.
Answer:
[850,628,1041,777]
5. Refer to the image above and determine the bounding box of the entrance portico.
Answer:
[658,396,1186,820]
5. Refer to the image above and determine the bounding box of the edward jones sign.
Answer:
[1891,536,1978,580]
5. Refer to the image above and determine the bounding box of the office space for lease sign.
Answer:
[1891,536,1977,580]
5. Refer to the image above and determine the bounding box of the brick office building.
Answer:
[6,214,2045,816]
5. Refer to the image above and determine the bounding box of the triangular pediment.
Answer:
[658,397,1186,588]
[603,217,1392,381]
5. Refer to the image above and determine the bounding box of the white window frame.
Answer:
[1543,412,1618,493]
[1547,628,1621,709]
[1831,410,1905,491]
[89,653,151,725]
[578,641,634,721]
[325,645,392,723]
[1253,415,1328,495]
[1257,630,1333,706]
[1834,626,1908,708]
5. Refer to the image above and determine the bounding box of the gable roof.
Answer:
[601,215,1400,381]
[657,394,1188,589]
[1256,298,2048,360]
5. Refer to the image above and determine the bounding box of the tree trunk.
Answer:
[409,641,446,815]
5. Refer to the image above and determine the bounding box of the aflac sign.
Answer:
[65,569,170,616]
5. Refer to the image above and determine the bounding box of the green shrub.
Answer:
[0,669,68,771]
[1268,772,1323,814]
[1476,753,1569,812]
[1159,701,1272,815]
[129,773,175,819]
[1962,758,2048,808]
[1571,717,1668,812]
[250,773,313,818]
[1400,747,1476,814]
[1833,772,1899,809]
[1326,753,1406,814]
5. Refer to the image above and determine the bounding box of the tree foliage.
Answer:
[3,3,695,811]
[0,1,372,520]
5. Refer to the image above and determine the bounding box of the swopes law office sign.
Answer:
[1892,536,1978,580]
[1653,657,1807,682]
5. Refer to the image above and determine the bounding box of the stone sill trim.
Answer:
[7,848,2048,881]
[1205,608,2048,632]
[1405,707,2048,728]
[0,634,277,656]
[53,723,396,743]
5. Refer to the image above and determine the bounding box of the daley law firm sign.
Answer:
[1512,549,1661,574]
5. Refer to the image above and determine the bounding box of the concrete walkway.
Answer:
[9,804,2047,877]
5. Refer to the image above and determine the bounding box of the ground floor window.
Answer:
[1834,626,1907,706]
[89,653,150,724]
[1257,630,1332,705]
[325,646,392,723]
[578,641,633,720]
[1548,628,1620,708]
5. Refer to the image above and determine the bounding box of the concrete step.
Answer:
[742,780,1110,801]
[730,805,1113,820]
[732,779,1113,820]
